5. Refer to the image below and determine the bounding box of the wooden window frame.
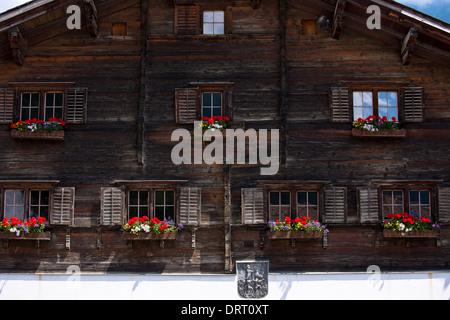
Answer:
[19,89,65,122]
[175,5,232,35]
[1,184,54,223]
[379,185,435,220]
[352,88,400,121]
[202,10,225,35]
[266,186,322,222]
[296,190,320,221]
[154,189,176,221]
[126,187,178,222]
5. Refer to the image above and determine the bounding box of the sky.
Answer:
[0,0,448,22]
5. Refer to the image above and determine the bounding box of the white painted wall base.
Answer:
[1,271,450,300]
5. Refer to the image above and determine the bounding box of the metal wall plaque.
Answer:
[236,261,269,299]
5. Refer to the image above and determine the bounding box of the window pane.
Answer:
[166,190,175,205]
[140,206,149,217]
[214,11,225,22]
[30,191,40,205]
[155,190,164,206]
[364,107,373,117]
[203,23,214,34]
[213,108,222,117]
[388,92,398,106]
[14,206,24,219]
[393,191,403,205]
[202,108,211,118]
[22,93,30,106]
[5,190,15,205]
[4,207,14,219]
[129,191,139,206]
[45,93,54,107]
[41,191,50,205]
[213,93,222,107]
[214,23,224,35]
[353,92,363,106]
[409,191,419,205]
[202,93,212,107]
[354,107,363,121]
[388,107,398,120]
[166,206,175,219]
[55,93,64,106]
[40,207,49,221]
[269,192,279,205]
[139,191,148,205]
[297,192,307,206]
[420,191,430,204]
[281,192,290,205]
[203,11,214,22]
[378,92,388,106]
[308,192,318,206]
[30,206,39,219]
[379,107,388,119]
[31,93,39,106]
[363,92,373,107]
[129,206,138,218]
[155,207,164,221]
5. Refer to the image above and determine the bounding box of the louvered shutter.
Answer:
[329,87,350,123]
[0,88,14,124]
[179,187,201,226]
[175,88,199,124]
[242,188,265,224]
[66,88,88,124]
[358,187,379,223]
[101,187,123,225]
[403,87,424,122]
[438,187,450,223]
[175,6,200,35]
[52,187,75,226]
[324,187,347,223]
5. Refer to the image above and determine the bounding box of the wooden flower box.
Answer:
[383,229,439,238]
[267,231,323,239]
[352,128,406,138]
[122,231,179,249]
[122,231,178,241]
[11,130,65,141]
[0,231,51,240]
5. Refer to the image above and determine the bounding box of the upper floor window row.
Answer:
[175,5,231,35]
[0,85,88,125]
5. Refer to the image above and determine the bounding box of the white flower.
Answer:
[141,224,150,233]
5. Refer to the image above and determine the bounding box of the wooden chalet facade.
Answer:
[0,0,449,274]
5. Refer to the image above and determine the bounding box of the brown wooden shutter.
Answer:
[242,188,265,224]
[0,88,14,124]
[324,187,347,223]
[66,88,88,124]
[175,6,200,35]
[329,87,350,123]
[175,88,199,123]
[403,87,424,122]
[101,187,123,226]
[438,187,450,223]
[179,187,201,226]
[358,187,379,223]
[52,187,75,226]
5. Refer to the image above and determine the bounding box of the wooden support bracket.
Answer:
[401,28,418,66]
[65,229,71,250]
[332,0,346,40]
[191,227,197,250]
[83,0,99,38]
[8,26,27,66]
[96,231,102,250]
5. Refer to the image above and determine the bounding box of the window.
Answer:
[202,92,223,117]
[4,189,25,219]
[203,10,225,35]
[154,190,175,221]
[352,90,398,121]
[409,190,431,218]
[297,191,319,221]
[3,188,50,221]
[269,191,291,221]
[21,92,40,120]
[127,189,176,221]
[175,6,229,35]
[20,90,65,121]
[382,190,404,216]
[44,92,64,121]
[128,190,149,219]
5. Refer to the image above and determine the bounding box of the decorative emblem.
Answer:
[236,261,269,299]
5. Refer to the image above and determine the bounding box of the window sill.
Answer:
[11,130,65,141]
[352,128,406,138]
[267,231,324,239]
